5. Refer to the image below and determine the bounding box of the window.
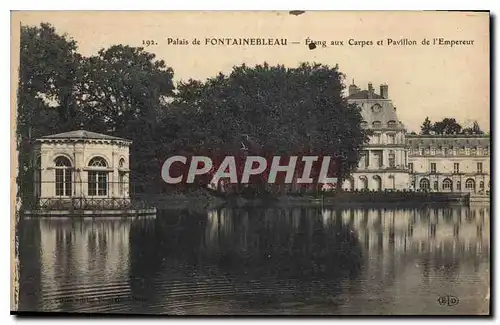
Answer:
[454,163,460,173]
[88,157,108,196]
[374,133,381,144]
[480,181,484,190]
[54,156,72,196]
[430,148,436,155]
[465,179,475,190]
[388,134,395,144]
[457,181,461,191]
[119,158,126,196]
[388,151,395,168]
[408,163,413,172]
[387,120,397,128]
[361,121,368,129]
[433,181,438,190]
[420,178,430,190]
[359,176,368,189]
[430,163,436,173]
[372,121,381,128]
[477,162,483,173]
[443,178,452,190]
[89,157,107,167]
[360,151,369,168]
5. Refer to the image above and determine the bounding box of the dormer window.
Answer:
[371,104,382,113]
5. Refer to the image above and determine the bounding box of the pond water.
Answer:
[17,205,490,315]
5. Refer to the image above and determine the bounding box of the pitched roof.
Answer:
[41,130,130,141]
[347,90,384,100]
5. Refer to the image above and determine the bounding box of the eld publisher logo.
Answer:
[437,295,459,307]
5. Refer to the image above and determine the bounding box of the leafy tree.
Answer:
[17,23,82,206]
[462,121,484,135]
[17,23,176,199]
[174,62,370,193]
[420,117,432,135]
[76,45,175,188]
[472,121,484,134]
[431,118,462,135]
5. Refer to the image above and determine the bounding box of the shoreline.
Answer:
[136,190,488,211]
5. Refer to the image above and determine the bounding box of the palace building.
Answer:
[343,82,410,191]
[407,134,490,193]
[343,82,491,194]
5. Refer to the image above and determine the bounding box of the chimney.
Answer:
[368,82,374,93]
[380,84,388,99]
[348,79,359,96]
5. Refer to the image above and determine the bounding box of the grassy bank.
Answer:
[136,189,470,211]
[133,189,226,212]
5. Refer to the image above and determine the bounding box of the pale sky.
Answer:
[12,11,490,132]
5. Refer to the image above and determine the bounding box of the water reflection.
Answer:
[18,205,490,315]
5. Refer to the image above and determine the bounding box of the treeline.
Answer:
[418,117,486,135]
[17,23,370,201]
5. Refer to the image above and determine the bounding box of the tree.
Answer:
[420,117,432,135]
[19,23,82,132]
[77,45,174,134]
[17,23,177,199]
[76,45,175,188]
[462,121,484,135]
[174,62,370,193]
[431,118,462,135]
[17,23,82,206]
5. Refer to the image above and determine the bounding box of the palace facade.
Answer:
[342,82,491,193]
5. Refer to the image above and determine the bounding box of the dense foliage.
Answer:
[17,23,370,202]
[419,116,485,135]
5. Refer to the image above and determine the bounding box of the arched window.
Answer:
[387,120,397,128]
[373,175,382,191]
[54,156,72,196]
[443,178,452,190]
[359,176,368,190]
[465,178,475,190]
[89,157,108,167]
[372,121,381,128]
[88,156,108,196]
[420,178,430,190]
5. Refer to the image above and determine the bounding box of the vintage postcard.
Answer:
[10,11,490,316]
